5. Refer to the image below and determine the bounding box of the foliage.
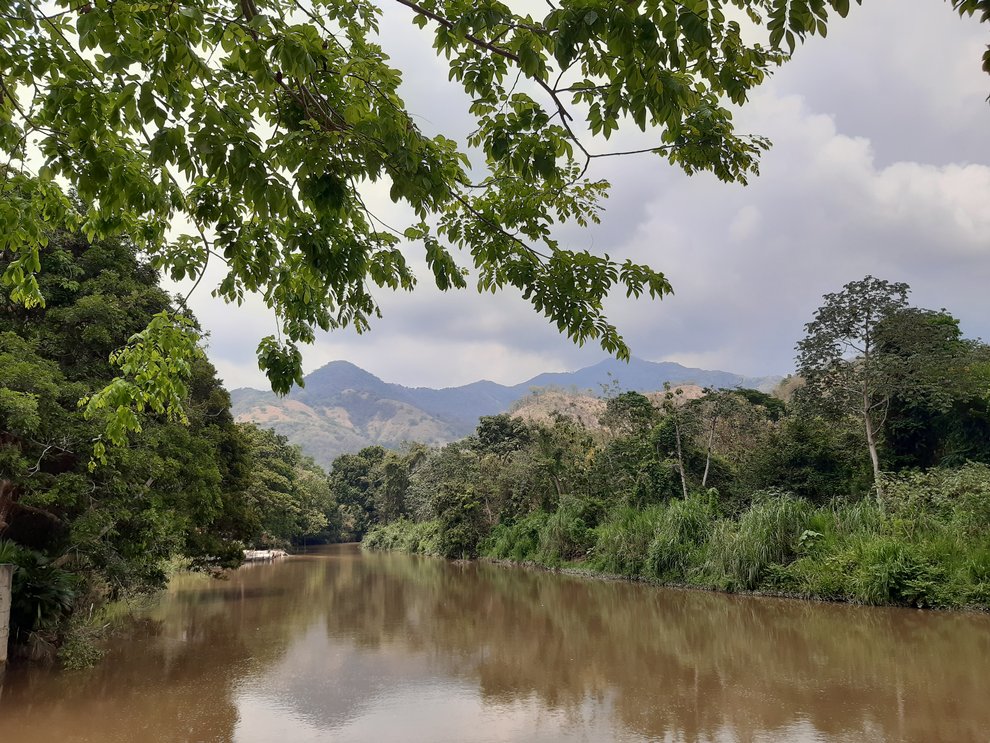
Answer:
[646,495,716,581]
[324,277,990,610]
[535,497,597,565]
[358,408,990,609]
[795,276,910,488]
[238,423,337,546]
[589,505,665,576]
[483,511,552,563]
[878,309,990,469]
[599,391,658,436]
[878,463,990,536]
[363,519,441,555]
[797,278,990,492]
[472,414,531,460]
[432,469,486,559]
[742,414,870,503]
[703,491,812,590]
[10,0,987,444]
[588,427,681,507]
[0,540,78,649]
[0,231,267,654]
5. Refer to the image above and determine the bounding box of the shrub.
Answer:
[363,520,441,555]
[590,506,665,577]
[705,492,813,590]
[5,543,77,641]
[646,496,715,582]
[880,463,990,533]
[848,536,943,607]
[482,512,550,563]
[536,499,595,565]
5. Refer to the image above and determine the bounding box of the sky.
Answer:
[179,0,990,391]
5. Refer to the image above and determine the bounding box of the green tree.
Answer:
[472,414,531,461]
[876,309,990,469]
[6,0,986,443]
[599,391,658,437]
[795,276,911,494]
[0,232,254,622]
[742,413,868,503]
[328,445,388,538]
[237,423,336,545]
[661,382,696,499]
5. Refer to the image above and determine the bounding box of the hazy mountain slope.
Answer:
[517,357,776,394]
[230,358,780,466]
[510,385,706,430]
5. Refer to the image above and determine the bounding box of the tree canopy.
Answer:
[796,276,990,493]
[0,230,254,600]
[2,0,988,448]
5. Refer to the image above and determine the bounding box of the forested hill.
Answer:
[230,358,780,466]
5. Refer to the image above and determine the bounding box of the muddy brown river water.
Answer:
[0,543,988,742]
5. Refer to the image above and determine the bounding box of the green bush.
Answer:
[646,496,715,582]
[363,520,441,555]
[0,540,79,646]
[848,536,943,607]
[536,499,595,565]
[705,492,813,590]
[590,506,665,576]
[880,463,990,529]
[482,512,551,563]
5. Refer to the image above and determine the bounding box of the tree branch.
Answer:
[392,0,574,122]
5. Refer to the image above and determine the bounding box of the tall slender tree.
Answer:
[795,276,909,494]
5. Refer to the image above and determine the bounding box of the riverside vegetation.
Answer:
[0,229,346,665]
[2,247,988,668]
[364,278,990,610]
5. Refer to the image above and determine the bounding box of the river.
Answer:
[0,543,988,742]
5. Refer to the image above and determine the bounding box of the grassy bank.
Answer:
[364,464,990,610]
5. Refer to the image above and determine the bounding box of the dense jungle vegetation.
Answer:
[0,231,344,663]
[3,244,989,667]
[363,279,990,610]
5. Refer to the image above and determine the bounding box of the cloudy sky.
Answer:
[181,0,990,391]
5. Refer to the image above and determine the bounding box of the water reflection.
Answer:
[1,544,988,742]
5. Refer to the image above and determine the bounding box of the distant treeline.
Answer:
[359,278,990,610]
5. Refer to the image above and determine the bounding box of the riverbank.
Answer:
[363,467,990,611]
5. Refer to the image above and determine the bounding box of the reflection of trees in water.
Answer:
[0,612,242,742]
[320,549,990,743]
[2,547,988,743]
[0,559,343,743]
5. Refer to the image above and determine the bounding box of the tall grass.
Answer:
[589,506,666,576]
[646,496,716,582]
[536,498,595,565]
[704,492,813,590]
[483,512,550,562]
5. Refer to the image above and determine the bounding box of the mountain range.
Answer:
[230,357,781,467]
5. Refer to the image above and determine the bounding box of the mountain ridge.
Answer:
[230,357,781,467]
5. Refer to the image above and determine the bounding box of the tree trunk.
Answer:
[674,416,689,500]
[863,389,883,497]
[701,417,717,488]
